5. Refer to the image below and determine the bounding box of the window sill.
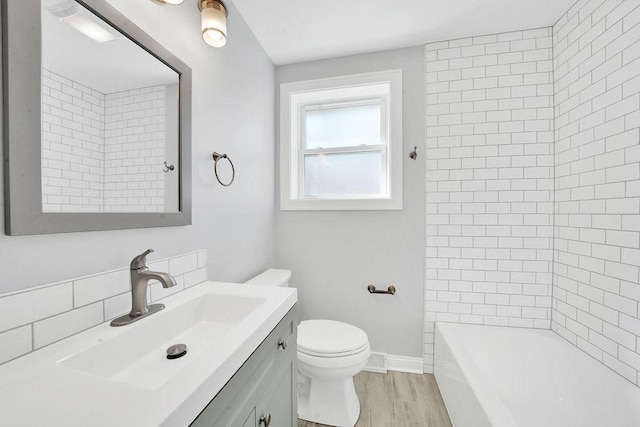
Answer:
[280,197,402,211]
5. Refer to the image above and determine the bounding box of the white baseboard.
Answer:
[386,355,424,374]
[364,353,424,374]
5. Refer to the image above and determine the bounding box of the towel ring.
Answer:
[212,152,235,187]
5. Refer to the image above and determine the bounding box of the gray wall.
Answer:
[0,0,276,293]
[275,46,425,358]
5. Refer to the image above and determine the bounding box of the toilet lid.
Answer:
[297,320,369,357]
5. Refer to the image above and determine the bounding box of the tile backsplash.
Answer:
[0,250,207,365]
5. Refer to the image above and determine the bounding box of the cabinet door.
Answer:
[256,358,295,427]
[190,306,297,427]
[240,408,257,427]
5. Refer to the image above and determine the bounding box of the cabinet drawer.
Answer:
[191,305,297,427]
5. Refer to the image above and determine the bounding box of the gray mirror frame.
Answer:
[2,0,192,235]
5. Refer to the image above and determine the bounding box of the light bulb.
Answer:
[200,1,227,48]
[203,28,226,47]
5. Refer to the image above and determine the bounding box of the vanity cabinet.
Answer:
[191,306,297,427]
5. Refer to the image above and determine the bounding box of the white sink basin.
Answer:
[0,281,297,427]
[59,293,265,390]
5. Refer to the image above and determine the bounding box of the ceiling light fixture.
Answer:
[150,0,228,48]
[199,0,228,48]
[48,1,118,44]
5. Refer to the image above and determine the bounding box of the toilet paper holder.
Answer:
[367,285,396,295]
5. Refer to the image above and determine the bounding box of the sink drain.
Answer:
[166,343,188,359]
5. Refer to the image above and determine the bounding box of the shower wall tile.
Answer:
[553,0,640,386]
[41,69,105,212]
[424,28,555,373]
[42,70,167,213]
[103,86,166,212]
[0,250,207,365]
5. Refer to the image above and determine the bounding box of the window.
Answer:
[280,70,403,210]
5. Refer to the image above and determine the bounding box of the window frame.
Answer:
[299,97,388,199]
[280,70,403,211]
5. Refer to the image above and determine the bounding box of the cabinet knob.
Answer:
[277,338,287,350]
[259,414,271,426]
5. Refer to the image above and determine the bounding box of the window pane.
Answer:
[305,103,381,149]
[303,152,382,197]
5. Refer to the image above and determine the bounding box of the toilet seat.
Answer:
[298,343,369,358]
[298,320,369,358]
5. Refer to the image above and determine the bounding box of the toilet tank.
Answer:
[244,269,292,287]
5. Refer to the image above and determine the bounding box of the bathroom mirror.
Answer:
[2,0,192,235]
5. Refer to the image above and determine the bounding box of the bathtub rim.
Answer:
[434,321,640,427]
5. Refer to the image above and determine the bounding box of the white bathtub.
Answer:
[434,322,640,427]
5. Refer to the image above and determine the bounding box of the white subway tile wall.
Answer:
[33,302,104,349]
[553,0,640,385]
[41,69,166,212]
[0,327,31,366]
[42,69,105,212]
[104,87,166,212]
[0,250,207,365]
[424,28,555,373]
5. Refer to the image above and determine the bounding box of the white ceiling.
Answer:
[231,0,576,65]
[42,0,177,93]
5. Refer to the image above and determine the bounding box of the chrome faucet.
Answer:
[111,249,177,327]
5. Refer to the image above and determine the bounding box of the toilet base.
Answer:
[297,373,361,427]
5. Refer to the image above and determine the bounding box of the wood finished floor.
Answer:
[297,371,452,427]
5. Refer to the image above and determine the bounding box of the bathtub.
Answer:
[434,322,640,427]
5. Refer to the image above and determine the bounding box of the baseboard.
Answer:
[386,355,424,374]
[364,353,424,374]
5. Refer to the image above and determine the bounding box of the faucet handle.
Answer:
[130,249,154,270]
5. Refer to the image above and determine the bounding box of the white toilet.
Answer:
[245,269,371,427]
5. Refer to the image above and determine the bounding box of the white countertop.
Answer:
[0,281,297,427]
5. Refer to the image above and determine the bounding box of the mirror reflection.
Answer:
[41,0,180,213]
